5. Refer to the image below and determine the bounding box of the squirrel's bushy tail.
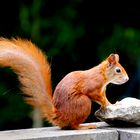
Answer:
[0,38,54,123]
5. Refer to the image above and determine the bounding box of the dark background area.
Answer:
[0,1,139,130]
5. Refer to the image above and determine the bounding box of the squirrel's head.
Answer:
[105,54,129,85]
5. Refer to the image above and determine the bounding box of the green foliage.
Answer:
[19,0,84,57]
[98,26,140,63]
[0,68,32,130]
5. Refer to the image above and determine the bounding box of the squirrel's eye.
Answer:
[115,67,121,73]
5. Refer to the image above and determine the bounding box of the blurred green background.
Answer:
[0,1,139,130]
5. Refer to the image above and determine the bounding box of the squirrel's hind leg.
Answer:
[78,124,97,130]
[60,123,97,130]
[61,124,96,130]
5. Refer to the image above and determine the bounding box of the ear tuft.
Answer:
[107,54,119,65]
[114,54,119,62]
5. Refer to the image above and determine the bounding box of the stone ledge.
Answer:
[116,128,140,140]
[0,122,140,140]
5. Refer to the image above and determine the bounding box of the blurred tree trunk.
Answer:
[32,108,43,128]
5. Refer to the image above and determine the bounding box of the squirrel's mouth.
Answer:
[111,76,129,85]
[113,81,125,85]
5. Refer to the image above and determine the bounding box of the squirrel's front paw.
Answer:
[100,104,111,110]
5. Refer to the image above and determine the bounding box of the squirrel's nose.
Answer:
[125,76,129,82]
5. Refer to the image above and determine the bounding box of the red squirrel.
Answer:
[0,38,129,130]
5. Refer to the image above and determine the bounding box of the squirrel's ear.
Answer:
[107,54,119,65]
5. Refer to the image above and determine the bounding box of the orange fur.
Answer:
[0,38,53,122]
[0,38,129,129]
